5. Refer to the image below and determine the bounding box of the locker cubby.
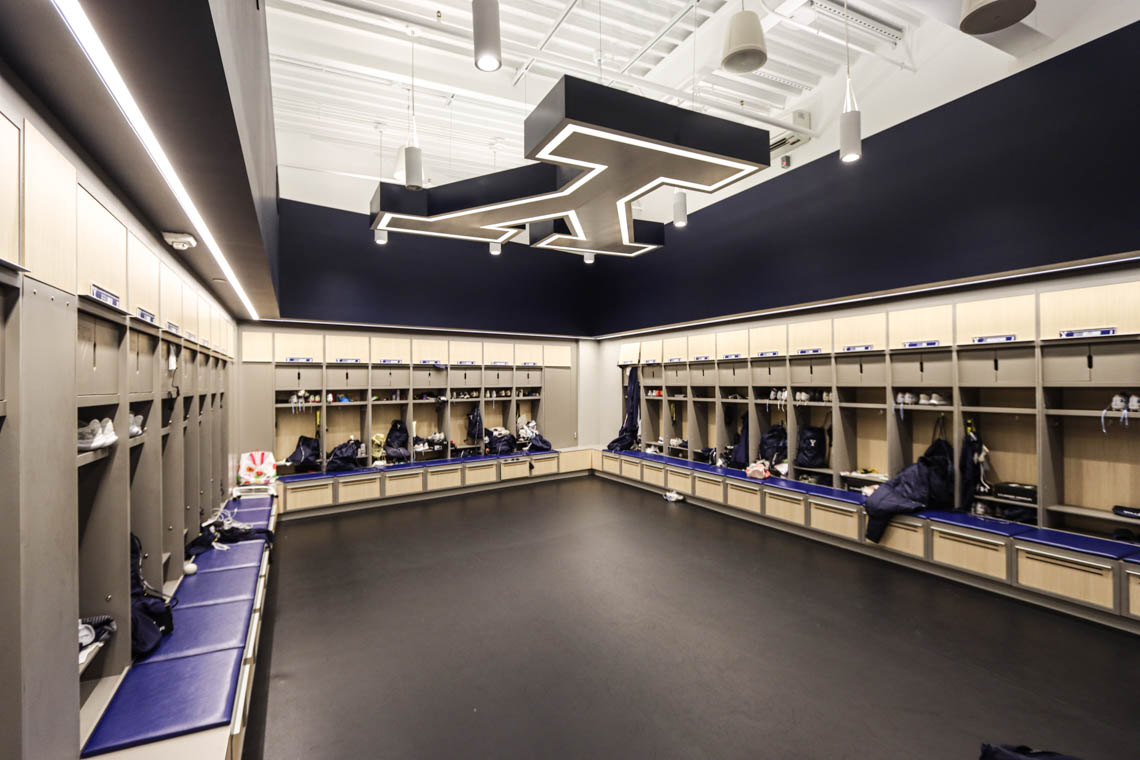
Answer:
[718,385,748,401]
[666,384,688,401]
[325,404,365,457]
[412,402,447,460]
[750,397,788,462]
[791,405,832,477]
[327,390,366,404]
[836,387,886,406]
[484,398,512,430]
[516,387,541,399]
[718,401,747,468]
[893,387,952,410]
[1042,414,1140,535]
[370,389,405,402]
[643,397,663,449]
[691,386,715,400]
[484,387,513,401]
[413,387,447,402]
[835,406,889,489]
[959,386,1035,411]
[690,402,715,461]
[963,411,1038,516]
[370,404,407,461]
[1042,387,1132,414]
[891,408,950,475]
[449,400,482,449]
[516,397,540,428]
[274,408,319,464]
[665,400,689,456]
[128,399,152,438]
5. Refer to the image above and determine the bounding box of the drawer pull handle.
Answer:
[1021,549,1110,573]
[813,503,856,517]
[890,523,920,534]
[290,483,330,492]
[934,528,1003,551]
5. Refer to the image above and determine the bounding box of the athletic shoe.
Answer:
[1130,394,1140,412]
[929,392,947,405]
[1110,392,1126,411]
[100,418,118,445]
[918,393,932,405]
[183,560,198,576]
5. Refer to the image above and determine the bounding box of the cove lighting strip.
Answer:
[51,0,259,320]
[376,123,760,257]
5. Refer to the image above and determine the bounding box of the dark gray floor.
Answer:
[245,477,1140,759]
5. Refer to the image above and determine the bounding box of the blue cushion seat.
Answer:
[81,648,243,757]
[1016,528,1140,560]
[175,565,259,609]
[143,601,253,663]
[195,539,266,573]
[919,510,1033,537]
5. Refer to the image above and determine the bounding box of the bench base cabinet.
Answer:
[876,518,926,558]
[601,454,621,475]
[284,480,334,511]
[765,490,806,525]
[465,462,498,485]
[384,471,424,497]
[500,459,531,480]
[666,468,692,494]
[726,481,761,513]
[620,459,642,480]
[558,450,592,472]
[931,526,1008,581]
[694,475,724,503]
[336,476,380,504]
[1129,571,1140,620]
[1015,546,1116,610]
[641,462,665,487]
[809,500,860,541]
[532,455,559,476]
[426,467,462,491]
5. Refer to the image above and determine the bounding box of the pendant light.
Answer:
[374,127,388,244]
[839,0,861,163]
[472,0,502,71]
[489,242,502,256]
[404,33,424,189]
[722,0,767,74]
[673,189,688,228]
[583,252,595,264]
[673,4,696,231]
[374,229,389,245]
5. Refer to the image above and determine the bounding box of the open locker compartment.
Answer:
[274,407,320,468]
[750,394,788,463]
[325,403,366,466]
[717,399,748,468]
[834,405,889,491]
[1043,413,1139,537]
[412,401,447,460]
[689,401,715,463]
[370,403,409,464]
[962,411,1038,522]
[642,397,663,451]
[515,397,542,439]
[890,407,950,476]
[449,400,483,452]
[790,404,833,484]
[664,399,688,457]
[484,398,512,432]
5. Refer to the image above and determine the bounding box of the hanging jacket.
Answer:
[607,366,640,451]
[466,406,483,444]
[729,419,749,469]
[758,424,788,464]
[960,425,984,511]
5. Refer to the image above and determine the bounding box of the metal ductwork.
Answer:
[906,0,1049,57]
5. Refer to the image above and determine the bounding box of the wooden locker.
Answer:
[371,336,410,364]
[273,332,323,363]
[483,341,514,366]
[888,304,953,349]
[160,263,182,333]
[76,186,127,305]
[449,340,483,366]
[412,338,448,365]
[640,339,663,364]
[956,294,1036,345]
[0,115,17,267]
[515,343,543,366]
[543,344,572,367]
[834,313,886,353]
[687,333,715,362]
[618,342,641,365]
[22,120,77,291]
[716,329,748,359]
[663,336,687,363]
[126,233,159,324]
[181,282,199,342]
[930,526,1008,580]
[749,324,786,357]
[1039,280,1140,339]
[326,335,368,364]
[197,294,210,346]
[789,319,832,355]
[242,331,273,363]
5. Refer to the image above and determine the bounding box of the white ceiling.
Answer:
[266,0,1138,218]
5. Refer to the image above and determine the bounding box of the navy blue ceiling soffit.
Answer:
[277,22,1140,337]
[372,75,770,258]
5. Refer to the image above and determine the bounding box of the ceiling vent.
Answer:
[959,0,1036,35]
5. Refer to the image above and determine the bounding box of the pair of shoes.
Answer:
[919,392,947,405]
[78,418,118,450]
[128,414,144,438]
[895,391,916,405]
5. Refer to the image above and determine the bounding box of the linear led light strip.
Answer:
[377,123,761,257]
[51,0,260,320]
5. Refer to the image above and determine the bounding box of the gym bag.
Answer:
[384,419,411,461]
[326,438,360,472]
[794,425,829,468]
[467,406,484,444]
[488,432,517,455]
[130,533,175,658]
[285,435,321,472]
[758,424,787,464]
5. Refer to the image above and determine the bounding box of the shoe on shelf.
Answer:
[918,393,932,405]
[129,414,144,438]
[929,392,947,405]
[101,418,118,446]
[77,419,102,451]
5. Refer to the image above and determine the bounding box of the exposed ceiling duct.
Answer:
[906,0,1050,56]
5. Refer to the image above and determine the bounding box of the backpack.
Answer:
[489,432,516,454]
[130,533,174,658]
[285,435,321,472]
[326,438,360,472]
[794,425,829,468]
[526,432,553,452]
[758,424,787,464]
[384,420,411,461]
[466,406,484,444]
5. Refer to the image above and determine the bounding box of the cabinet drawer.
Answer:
[1128,571,1140,620]
[620,459,642,480]
[370,367,410,388]
[601,454,621,474]
[384,470,424,496]
[957,350,996,386]
[931,527,1008,580]
[325,367,368,389]
[995,347,1036,385]
[337,476,380,504]
[500,459,531,480]
[558,450,592,472]
[641,462,665,487]
[717,361,748,386]
[664,366,689,385]
[641,365,663,384]
[1041,345,1090,384]
[694,475,723,503]
[877,518,926,557]
[1015,546,1116,610]
[726,481,761,513]
[689,365,716,386]
[284,480,334,511]
[426,467,462,491]
[465,462,499,485]
[835,355,885,386]
[412,368,448,387]
[451,369,482,388]
[516,368,543,386]
[275,366,322,390]
[750,359,787,387]
[485,369,514,386]
[765,491,806,525]
[532,456,559,476]
[790,358,831,386]
[921,352,953,385]
[1090,342,1140,385]
[810,501,860,541]
[666,468,692,494]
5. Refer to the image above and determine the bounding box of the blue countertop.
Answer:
[278,449,558,482]
[1014,528,1140,560]
[919,510,1033,538]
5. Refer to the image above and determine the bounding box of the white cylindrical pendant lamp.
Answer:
[672,189,688,228]
[472,0,502,72]
[403,145,423,189]
[374,229,389,245]
[489,241,502,256]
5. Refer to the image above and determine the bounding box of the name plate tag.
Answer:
[902,340,939,349]
[721,353,742,359]
[754,351,779,357]
[91,284,120,309]
[843,344,872,352]
[166,322,180,335]
[1060,327,1115,339]
[972,334,1015,344]
[136,308,157,325]
[796,348,822,355]
[286,357,314,363]
[335,358,361,363]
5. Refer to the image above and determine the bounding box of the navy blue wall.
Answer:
[277,21,1140,336]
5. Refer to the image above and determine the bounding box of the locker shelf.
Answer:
[961,406,1036,415]
[1044,409,1126,419]
[78,395,120,408]
[1047,504,1138,526]
[77,448,111,467]
[838,402,886,410]
[975,493,1037,509]
[129,433,146,448]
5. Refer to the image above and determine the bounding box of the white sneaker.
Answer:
[929,392,947,405]
[183,560,198,576]
[77,419,102,450]
[1130,394,1140,412]
[100,418,118,446]
[919,393,932,405]
[900,392,916,405]
[129,414,143,438]
[1110,393,1126,411]
[895,391,905,405]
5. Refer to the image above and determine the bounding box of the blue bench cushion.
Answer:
[143,601,251,663]
[231,507,272,528]
[228,495,273,511]
[175,565,259,609]
[920,510,1032,537]
[1016,528,1140,560]
[196,540,266,573]
[81,648,243,756]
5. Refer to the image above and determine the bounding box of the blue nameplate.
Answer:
[381,358,400,364]
[902,340,939,348]
[335,358,361,363]
[1060,327,1115,339]
[136,308,157,325]
[797,348,822,355]
[456,360,475,365]
[643,359,658,364]
[694,355,710,361]
[754,351,779,357]
[721,353,742,359]
[420,359,439,364]
[166,322,180,335]
[667,357,683,362]
[185,332,196,343]
[972,334,1015,344]
[522,361,537,366]
[90,284,120,308]
[843,344,872,352]
[491,360,508,366]
[286,357,313,363]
